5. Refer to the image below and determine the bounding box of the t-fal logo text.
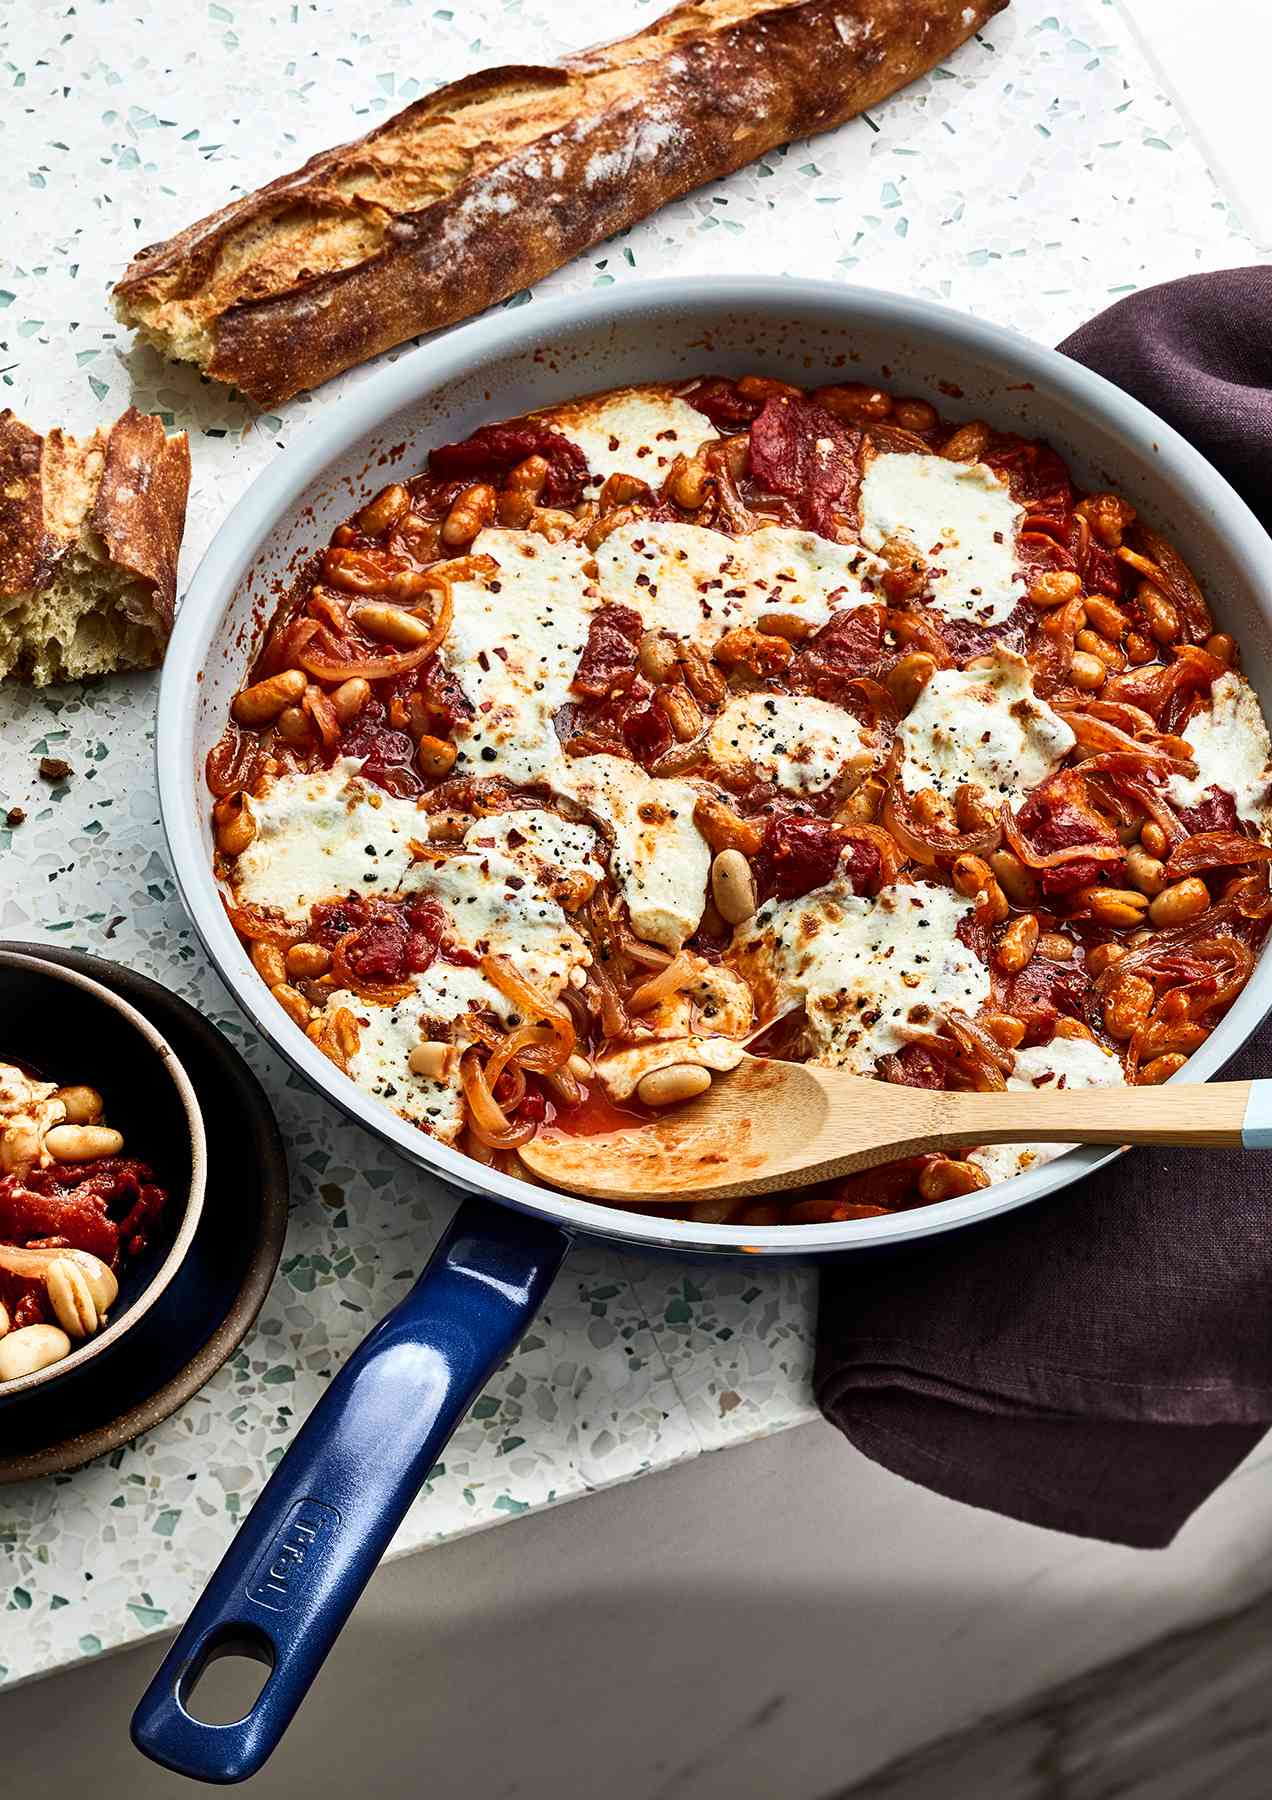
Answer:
[247,1500,340,1613]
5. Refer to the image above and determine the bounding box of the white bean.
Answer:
[232,668,306,726]
[351,601,435,647]
[636,1064,713,1108]
[331,677,372,724]
[0,1324,71,1382]
[44,1123,124,1162]
[52,1084,104,1125]
[0,1244,117,1313]
[59,1249,118,1316]
[46,1258,100,1339]
[710,849,758,926]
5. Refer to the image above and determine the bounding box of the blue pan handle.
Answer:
[132,1198,570,1784]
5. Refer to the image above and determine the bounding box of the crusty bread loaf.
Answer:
[113,0,1006,408]
[0,408,191,686]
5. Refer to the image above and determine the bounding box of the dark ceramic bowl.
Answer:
[0,949,206,1398]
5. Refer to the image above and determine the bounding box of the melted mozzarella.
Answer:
[1167,671,1272,836]
[707,692,873,795]
[970,1033,1126,1184]
[318,840,592,1142]
[624,956,753,1043]
[897,649,1074,805]
[399,846,591,1000]
[0,1061,65,1175]
[557,754,708,950]
[233,760,423,920]
[592,957,753,1100]
[539,386,719,490]
[860,452,1024,625]
[593,1036,746,1101]
[1012,1035,1126,1091]
[461,809,603,911]
[729,876,988,1073]
[339,989,467,1141]
[596,521,875,646]
[444,529,594,787]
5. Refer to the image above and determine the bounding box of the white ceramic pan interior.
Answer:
[156,278,1272,1255]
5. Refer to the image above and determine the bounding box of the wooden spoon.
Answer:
[518,1056,1272,1205]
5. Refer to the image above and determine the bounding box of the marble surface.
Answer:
[0,0,1261,1688]
[838,1576,1272,1800]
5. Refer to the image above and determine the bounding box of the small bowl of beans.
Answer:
[0,949,206,1398]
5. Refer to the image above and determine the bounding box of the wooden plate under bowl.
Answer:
[0,943,289,1482]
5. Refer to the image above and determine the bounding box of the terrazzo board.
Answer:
[0,0,1261,1688]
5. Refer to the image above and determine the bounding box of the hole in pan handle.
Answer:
[130,1197,572,1784]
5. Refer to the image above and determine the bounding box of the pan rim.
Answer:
[156,275,1272,1255]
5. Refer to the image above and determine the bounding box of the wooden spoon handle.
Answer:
[935,1077,1272,1152]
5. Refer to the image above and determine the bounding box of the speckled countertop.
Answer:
[0,0,1260,1688]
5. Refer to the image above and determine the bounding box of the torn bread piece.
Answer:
[0,407,191,685]
[111,0,1006,408]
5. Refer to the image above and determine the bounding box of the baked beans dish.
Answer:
[209,376,1272,1225]
[0,1062,167,1378]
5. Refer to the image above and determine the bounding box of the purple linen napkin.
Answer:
[816,268,1272,1549]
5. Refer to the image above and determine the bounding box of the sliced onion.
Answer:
[481,954,571,1030]
[303,684,342,750]
[1102,774,1186,848]
[648,727,710,778]
[628,953,698,1014]
[1062,711,1178,764]
[945,1009,1016,1078]
[308,587,350,634]
[865,423,934,456]
[999,803,1122,871]
[1104,646,1225,722]
[1230,871,1272,923]
[882,784,1001,867]
[703,441,757,533]
[1123,935,1253,1078]
[1096,905,1259,993]
[1124,529,1214,641]
[299,577,454,683]
[257,612,320,679]
[885,610,955,667]
[1057,697,1158,736]
[1165,832,1272,879]
[585,960,632,1043]
[618,931,674,971]
[486,1023,570,1088]
[223,899,301,949]
[541,1065,585,1108]
[844,677,899,729]
[299,634,439,683]
[460,1048,535,1150]
[893,1010,1009,1092]
[559,983,595,1042]
[206,727,260,798]
[428,552,499,585]
[491,1060,527,1113]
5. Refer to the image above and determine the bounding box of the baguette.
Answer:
[0,408,191,686]
[113,0,1006,409]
